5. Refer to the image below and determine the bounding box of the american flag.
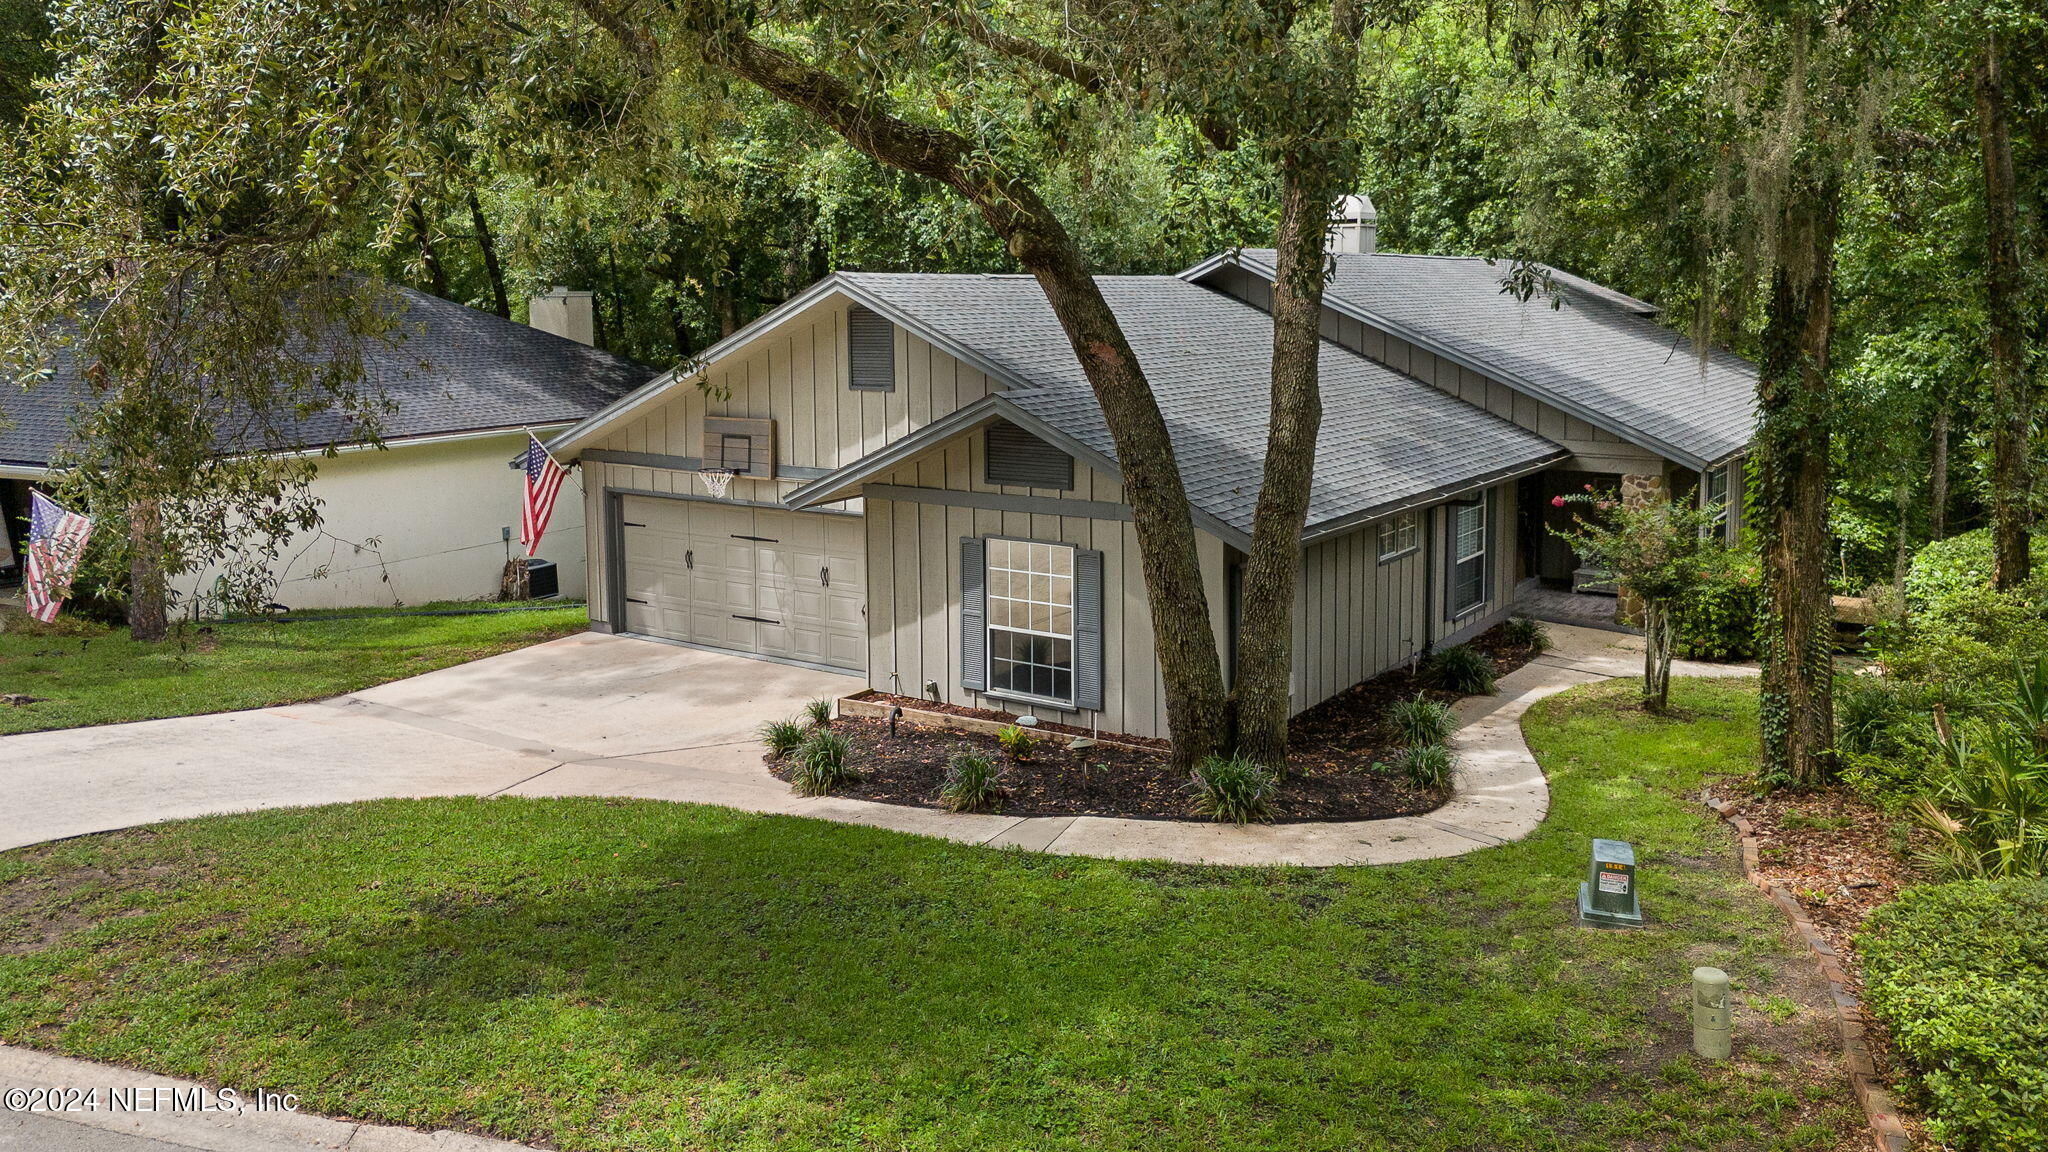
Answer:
[23,491,92,624]
[520,433,568,558]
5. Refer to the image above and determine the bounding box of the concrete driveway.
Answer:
[0,632,859,852]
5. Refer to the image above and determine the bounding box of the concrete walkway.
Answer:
[3,623,1753,867]
[0,1046,537,1150]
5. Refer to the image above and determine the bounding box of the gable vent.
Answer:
[985,420,1074,490]
[848,304,895,392]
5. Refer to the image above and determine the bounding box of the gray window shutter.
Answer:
[959,537,987,691]
[1074,547,1105,712]
[848,305,895,392]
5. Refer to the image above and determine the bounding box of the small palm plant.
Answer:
[789,729,856,796]
[803,698,834,727]
[937,751,1004,813]
[1188,754,1278,824]
[759,717,808,759]
[1502,616,1549,651]
[1917,659,2048,879]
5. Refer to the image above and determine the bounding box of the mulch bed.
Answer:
[769,624,1547,822]
[1713,784,1923,988]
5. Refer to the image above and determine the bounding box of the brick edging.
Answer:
[1704,795,1914,1152]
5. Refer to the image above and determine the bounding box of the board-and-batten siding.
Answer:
[578,301,998,626]
[1204,266,1668,476]
[1289,526,1428,715]
[859,441,1229,741]
[1287,480,1519,716]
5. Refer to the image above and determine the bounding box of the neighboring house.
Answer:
[0,287,654,611]
[546,198,1758,741]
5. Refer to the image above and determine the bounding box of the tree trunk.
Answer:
[640,18,1231,767]
[467,187,511,319]
[1642,600,1672,713]
[1977,32,2031,589]
[1230,159,1334,766]
[126,497,169,642]
[1754,169,1841,789]
[1931,404,1950,540]
[408,198,449,298]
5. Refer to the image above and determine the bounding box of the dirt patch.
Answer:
[786,625,1546,821]
[0,857,181,956]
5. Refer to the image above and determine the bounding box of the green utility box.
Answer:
[1578,838,1643,928]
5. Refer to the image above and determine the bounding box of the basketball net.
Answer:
[697,468,736,499]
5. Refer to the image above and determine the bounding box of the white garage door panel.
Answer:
[618,495,865,671]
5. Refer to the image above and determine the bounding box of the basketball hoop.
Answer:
[697,468,736,499]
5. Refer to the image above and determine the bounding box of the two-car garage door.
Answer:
[616,495,866,671]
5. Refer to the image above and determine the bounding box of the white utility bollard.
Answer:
[1692,967,1732,1059]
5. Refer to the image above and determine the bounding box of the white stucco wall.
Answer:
[178,431,588,612]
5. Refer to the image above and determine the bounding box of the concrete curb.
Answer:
[1703,796,1915,1152]
[0,1044,539,1150]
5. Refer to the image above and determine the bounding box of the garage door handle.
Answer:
[626,597,649,605]
[622,521,646,528]
[685,549,693,570]
[732,534,779,543]
[820,566,829,587]
[731,614,781,625]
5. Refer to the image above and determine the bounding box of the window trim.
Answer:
[980,535,1080,710]
[1448,498,1489,619]
[1376,511,1420,564]
[1701,465,1732,539]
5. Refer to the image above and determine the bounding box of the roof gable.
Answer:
[1186,250,1756,469]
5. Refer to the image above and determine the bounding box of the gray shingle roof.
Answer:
[0,286,655,469]
[1211,251,1757,467]
[843,273,1565,536]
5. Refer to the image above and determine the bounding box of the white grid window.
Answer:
[985,539,1075,705]
[1703,466,1731,537]
[1377,511,1419,562]
[1450,501,1487,615]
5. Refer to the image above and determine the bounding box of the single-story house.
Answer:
[0,287,654,611]
[545,199,1757,740]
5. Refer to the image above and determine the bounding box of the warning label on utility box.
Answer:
[1598,871,1629,894]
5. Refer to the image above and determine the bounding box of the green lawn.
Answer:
[0,603,589,734]
[0,679,1862,1151]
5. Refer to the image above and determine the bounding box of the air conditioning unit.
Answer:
[523,558,560,600]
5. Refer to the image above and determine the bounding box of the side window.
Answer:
[847,304,895,392]
[984,421,1075,490]
[1377,511,1418,562]
[1448,499,1488,616]
[1703,465,1731,538]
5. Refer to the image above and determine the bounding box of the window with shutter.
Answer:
[847,305,894,392]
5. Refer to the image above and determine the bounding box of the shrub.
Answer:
[1388,694,1456,748]
[1873,584,2048,698]
[803,698,834,727]
[1834,674,1942,759]
[1423,644,1495,695]
[1859,878,2048,1152]
[995,724,1038,761]
[1902,529,2048,612]
[758,717,808,760]
[1188,754,1277,824]
[937,751,1004,813]
[1395,743,1457,789]
[1673,550,1762,661]
[789,730,856,796]
[1501,616,1549,651]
